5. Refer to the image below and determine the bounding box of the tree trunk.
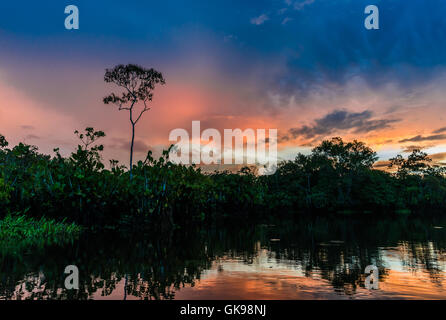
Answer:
[123,274,128,300]
[130,123,135,180]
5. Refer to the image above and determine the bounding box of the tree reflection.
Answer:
[0,216,444,299]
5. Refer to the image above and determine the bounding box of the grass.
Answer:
[0,214,82,253]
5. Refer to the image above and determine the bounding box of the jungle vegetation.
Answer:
[1,127,446,232]
[0,214,81,254]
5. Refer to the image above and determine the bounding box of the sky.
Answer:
[1,0,446,167]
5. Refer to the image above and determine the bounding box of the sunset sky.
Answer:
[1,0,446,166]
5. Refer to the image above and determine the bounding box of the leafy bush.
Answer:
[1,131,446,229]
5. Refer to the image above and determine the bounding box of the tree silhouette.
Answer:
[103,64,165,179]
[0,134,8,149]
[389,149,432,176]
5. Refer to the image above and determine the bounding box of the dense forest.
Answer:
[1,128,446,232]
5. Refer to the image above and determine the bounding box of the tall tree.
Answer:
[312,137,378,171]
[389,149,432,176]
[103,64,165,178]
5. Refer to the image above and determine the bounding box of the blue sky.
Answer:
[2,0,445,80]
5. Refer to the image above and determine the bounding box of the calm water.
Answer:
[0,216,445,300]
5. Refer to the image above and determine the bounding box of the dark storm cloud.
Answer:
[402,145,427,153]
[283,110,399,141]
[432,127,446,134]
[399,134,446,143]
[262,0,446,97]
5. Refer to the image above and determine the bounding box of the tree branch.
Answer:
[134,107,151,124]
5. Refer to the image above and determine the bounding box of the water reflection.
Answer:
[0,216,445,300]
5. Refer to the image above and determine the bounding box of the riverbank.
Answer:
[2,131,446,230]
